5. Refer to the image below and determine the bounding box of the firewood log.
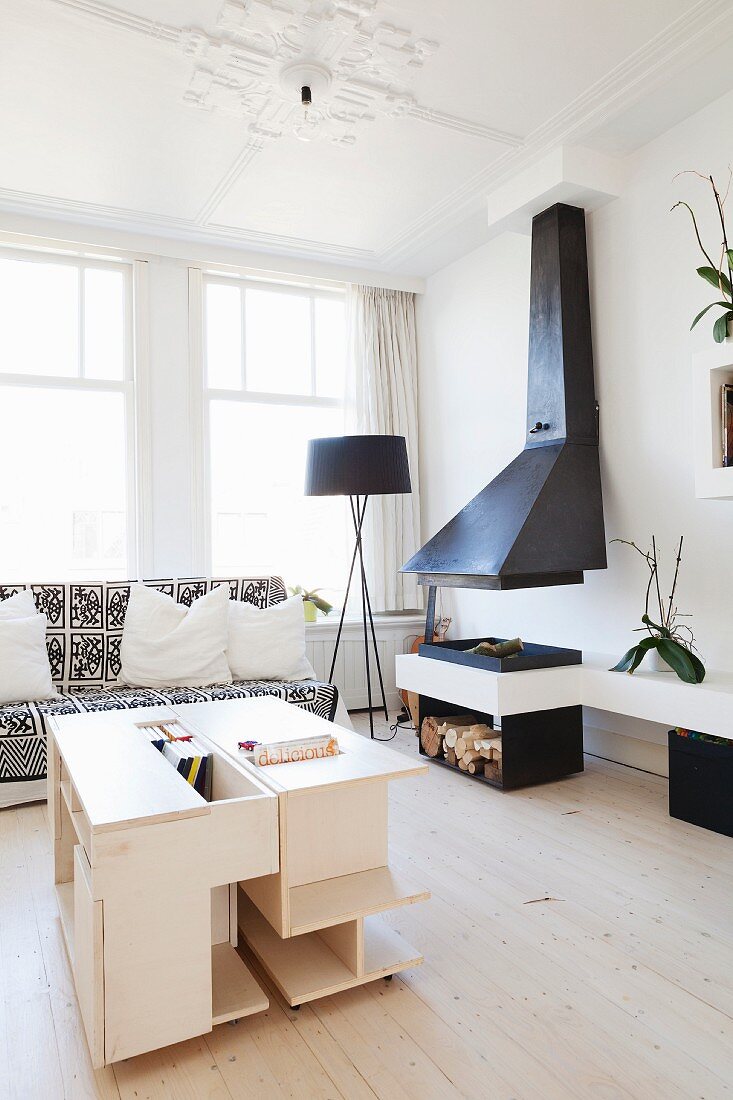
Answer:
[454,736,477,758]
[461,748,483,766]
[457,756,470,771]
[465,638,524,658]
[483,758,502,782]
[420,717,445,758]
[467,759,485,775]
[445,748,457,766]
[443,722,478,749]
[468,724,492,739]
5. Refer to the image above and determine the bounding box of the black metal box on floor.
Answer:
[418,637,582,673]
[668,730,733,838]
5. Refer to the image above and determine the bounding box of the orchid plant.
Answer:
[611,536,705,684]
[673,170,733,343]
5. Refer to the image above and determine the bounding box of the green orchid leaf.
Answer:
[713,312,733,343]
[656,638,698,684]
[641,614,670,637]
[611,637,656,674]
[610,646,639,673]
[685,648,706,683]
[690,301,731,329]
[698,266,732,294]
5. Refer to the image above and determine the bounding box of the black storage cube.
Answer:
[668,730,733,838]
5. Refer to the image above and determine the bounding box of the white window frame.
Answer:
[0,245,148,580]
[194,269,346,576]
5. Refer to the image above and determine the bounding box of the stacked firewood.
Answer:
[420,713,502,780]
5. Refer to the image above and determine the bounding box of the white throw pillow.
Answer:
[119,583,232,689]
[228,595,315,682]
[0,589,37,620]
[0,614,56,705]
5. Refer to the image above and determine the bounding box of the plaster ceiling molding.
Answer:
[378,0,733,270]
[180,0,523,222]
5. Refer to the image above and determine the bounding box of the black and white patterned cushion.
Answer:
[0,575,338,788]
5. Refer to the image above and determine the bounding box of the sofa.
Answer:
[0,575,342,808]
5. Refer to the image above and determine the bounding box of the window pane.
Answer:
[315,297,346,398]
[0,387,129,581]
[209,400,348,606]
[84,268,125,380]
[245,289,311,395]
[0,257,78,377]
[206,283,242,389]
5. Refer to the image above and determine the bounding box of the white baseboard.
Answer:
[583,724,668,776]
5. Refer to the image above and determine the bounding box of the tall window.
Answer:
[0,250,136,581]
[204,276,348,604]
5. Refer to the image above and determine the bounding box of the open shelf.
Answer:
[289,866,429,935]
[55,881,75,963]
[211,943,268,1025]
[239,889,423,1007]
[693,343,733,499]
[362,916,423,976]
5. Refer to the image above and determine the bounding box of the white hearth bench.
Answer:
[396,651,733,789]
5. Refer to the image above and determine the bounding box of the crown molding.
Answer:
[50,0,180,41]
[377,0,733,266]
[0,185,380,265]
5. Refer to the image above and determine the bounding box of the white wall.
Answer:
[416,88,733,774]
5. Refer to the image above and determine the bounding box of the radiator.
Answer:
[305,613,424,712]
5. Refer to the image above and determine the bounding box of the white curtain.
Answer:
[346,284,422,612]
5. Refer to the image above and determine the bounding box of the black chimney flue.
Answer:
[401,203,606,591]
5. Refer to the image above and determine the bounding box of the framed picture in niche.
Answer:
[722,384,733,467]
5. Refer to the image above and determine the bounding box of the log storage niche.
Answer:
[417,692,583,791]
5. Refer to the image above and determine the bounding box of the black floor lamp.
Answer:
[305,435,412,739]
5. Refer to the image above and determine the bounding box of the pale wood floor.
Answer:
[2,714,732,1099]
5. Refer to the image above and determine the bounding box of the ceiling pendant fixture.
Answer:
[295,83,320,142]
[279,61,331,143]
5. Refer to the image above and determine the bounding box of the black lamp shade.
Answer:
[305,435,411,497]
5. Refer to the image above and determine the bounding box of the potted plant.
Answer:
[289,585,333,623]
[673,171,733,342]
[610,536,705,684]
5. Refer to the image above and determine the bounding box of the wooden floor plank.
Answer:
[6,715,733,1099]
[112,1035,233,1100]
[17,804,120,1100]
[0,807,65,1100]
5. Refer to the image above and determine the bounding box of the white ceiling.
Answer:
[2,0,733,274]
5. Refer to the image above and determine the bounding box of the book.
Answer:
[137,724,166,753]
[162,738,213,800]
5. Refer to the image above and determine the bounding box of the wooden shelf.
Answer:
[211,943,268,1025]
[289,866,429,935]
[362,916,423,977]
[239,890,423,1007]
[55,881,74,963]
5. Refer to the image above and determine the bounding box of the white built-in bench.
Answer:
[396,652,733,740]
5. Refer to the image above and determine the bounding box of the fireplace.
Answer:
[400,203,605,787]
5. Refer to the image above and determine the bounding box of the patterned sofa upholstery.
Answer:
[0,575,339,805]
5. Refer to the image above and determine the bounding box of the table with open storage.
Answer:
[48,705,278,1067]
[50,696,430,1064]
[179,697,430,1008]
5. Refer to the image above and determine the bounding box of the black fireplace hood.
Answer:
[402,203,606,591]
